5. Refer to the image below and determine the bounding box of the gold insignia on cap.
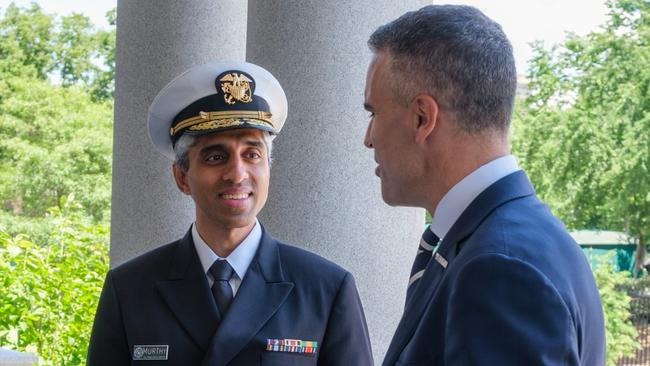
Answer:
[220,73,253,105]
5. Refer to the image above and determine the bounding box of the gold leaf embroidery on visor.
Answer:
[170,110,273,136]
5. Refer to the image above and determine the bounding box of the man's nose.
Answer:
[223,156,248,183]
[364,121,374,148]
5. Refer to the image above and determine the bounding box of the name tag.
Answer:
[133,345,169,361]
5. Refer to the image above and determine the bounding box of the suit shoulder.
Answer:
[471,196,581,256]
[458,197,600,314]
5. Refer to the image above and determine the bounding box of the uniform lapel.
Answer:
[201,227,294,366]
[156,229,220,353]
[383,171,536,366]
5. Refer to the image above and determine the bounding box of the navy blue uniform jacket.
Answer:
[383,171,605,366]
[87,225,373,365]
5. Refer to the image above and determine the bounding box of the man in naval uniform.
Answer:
[87,61,373,365]
[362,5,605,366]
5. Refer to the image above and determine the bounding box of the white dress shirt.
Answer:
[192,219,262,297]
[430,155,521,240]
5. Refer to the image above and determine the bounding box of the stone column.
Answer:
[0,348,37,366]
[111,0,247,265]
[247,2,427,362]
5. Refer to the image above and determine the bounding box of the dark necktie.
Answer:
[405,226,440,306]
[209,259,234,318]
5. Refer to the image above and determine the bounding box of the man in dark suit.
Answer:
[87,61,373,365]
[363,5,605,366]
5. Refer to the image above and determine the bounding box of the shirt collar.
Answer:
[431,155,520,240]
[192,219,262,281]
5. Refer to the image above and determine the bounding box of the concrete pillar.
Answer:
[247,2,427,362]
[111,0,247,265]
[0,348,37,366]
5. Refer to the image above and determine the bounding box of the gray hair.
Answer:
[173,131,274,171]
[368,5,517,133]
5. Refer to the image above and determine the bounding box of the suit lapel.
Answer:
[383,171,536,366]
[201,227,294,366]
[383,234,459,366]
[156,229,220,353]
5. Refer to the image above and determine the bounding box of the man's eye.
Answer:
[245,151,262,159]
[206,154,224,161]
[368,112,375,118]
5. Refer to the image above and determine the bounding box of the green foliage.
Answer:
[0,210,54,246]
[0,199,109,365]
[89,8,116,102]
[0,3,55,80]
[512,0,650,265]
[589,252,640,365]
[0,2,115,100]
[0,75,113,222]
[0,5,115,362]
[0,3,115,223]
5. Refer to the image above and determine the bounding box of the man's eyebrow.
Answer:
[244,140,264,147]
[363,102,373,111]
[199,143,226,154]
[199,140,263,153]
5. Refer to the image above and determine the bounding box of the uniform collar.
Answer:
[431,155,520,240]
[192,219,262,281]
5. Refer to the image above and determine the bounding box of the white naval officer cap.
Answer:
[148,61,288,159]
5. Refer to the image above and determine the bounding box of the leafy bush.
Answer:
[589,251,640,365]
[0,3,114,223]
[0,206,108,365]
[0,4,113,364]
[0,210,54,247]
[512,0,650,268]
[0,75,113,222]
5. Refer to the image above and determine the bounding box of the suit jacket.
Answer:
[87,225,373,366]
[383,171,605,366]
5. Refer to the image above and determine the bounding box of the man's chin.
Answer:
[381,189,401,206]
[381,189,418,208]
[224,217,257,229]
[206,213,257,231]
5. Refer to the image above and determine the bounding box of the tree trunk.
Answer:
[634,234,645,277]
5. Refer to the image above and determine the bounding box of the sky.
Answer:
[0,0,610,74]
[444,0,609,73]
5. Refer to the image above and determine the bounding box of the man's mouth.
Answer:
[220,193,250,200]
[219,190,253,208]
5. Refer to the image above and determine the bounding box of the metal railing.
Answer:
[618,284,650,365]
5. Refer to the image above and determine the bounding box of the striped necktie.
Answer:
[405,226,439,305]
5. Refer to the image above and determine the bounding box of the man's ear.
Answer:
[172,163,190,195]
[411,93,438,144]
